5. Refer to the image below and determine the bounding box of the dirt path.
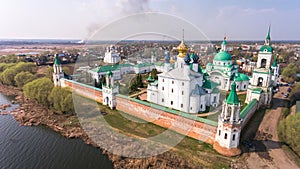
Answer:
[245,86,299,169]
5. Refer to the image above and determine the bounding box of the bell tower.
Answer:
[53,55,64,86]
[246,26,273,106]
[214,82,242,156]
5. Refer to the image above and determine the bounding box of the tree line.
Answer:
[0,59,74,114]
[278,113,300,156]
[23,78,74,114]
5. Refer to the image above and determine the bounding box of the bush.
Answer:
[0,62,38,86]
[1,68,17,85]
[23,78,54,106]
[48,87,74,114]
[46,67,54,80]
[278,113,300,156]
[14,72,36,88]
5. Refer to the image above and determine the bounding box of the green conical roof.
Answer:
[266,25,271,40]
[272,58,278,67]
[54,56,60,65]
[226,82,239,105]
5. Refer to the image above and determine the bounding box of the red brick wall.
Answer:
[62,79,103,103]
[116,96,217,144]
[61,79,217,145]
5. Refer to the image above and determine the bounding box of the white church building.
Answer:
[147,35,220,113]
[104,45,121,64]
[206,38,250,91]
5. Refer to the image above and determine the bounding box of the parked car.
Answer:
[287,88,291,92]
[284,93,289,98]
[242,141,253,148]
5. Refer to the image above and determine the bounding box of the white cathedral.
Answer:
[206,38,250,91]
[147,35,220,113]
[104,45,121,64]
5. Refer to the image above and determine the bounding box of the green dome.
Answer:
[234,76,243,82]
[206,62,213,67]
[240,73,250,81]
[106,70,113,76]
[260,45,273,53]
[234,73,249,82]
[213,51,232,61]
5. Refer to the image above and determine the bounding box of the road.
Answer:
[245,86,299,169]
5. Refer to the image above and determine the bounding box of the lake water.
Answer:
[0,93,113,169]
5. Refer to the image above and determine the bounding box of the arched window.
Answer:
[224,133,227,139]
[232,134,236,141]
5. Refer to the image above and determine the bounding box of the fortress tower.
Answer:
[53,55,64,86]
[102,71,119,109]
[246,26,273,106]
[214,82,242,156]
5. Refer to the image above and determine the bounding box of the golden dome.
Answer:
[177,29,189,58]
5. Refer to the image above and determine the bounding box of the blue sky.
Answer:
[0,0,299,40]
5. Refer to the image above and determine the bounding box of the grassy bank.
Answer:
[72,94,234,168]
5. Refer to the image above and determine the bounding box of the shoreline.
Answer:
[0,84,204,169]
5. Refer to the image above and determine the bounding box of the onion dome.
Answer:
[213,37,232,61]
[190,53,199,63]
[165,52,170,63]
[177,29,189,58]
[214,51,232,61]
[184,53,191,65]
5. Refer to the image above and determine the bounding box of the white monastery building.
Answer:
[206,38,250,91]
[104,45,121,64]
[147,34,220,113]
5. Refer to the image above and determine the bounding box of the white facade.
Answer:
[104,45,121,64]
[246,27,274,106]
[147,39,220,113]
[53,57,64,87]
[102,72,119,109]
[88,64,133,82]
[215,83,242,149]
[206,39,249,91]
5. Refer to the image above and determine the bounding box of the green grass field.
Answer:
[72,94,234,168]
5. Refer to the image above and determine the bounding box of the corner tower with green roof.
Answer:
[102,70,119,109]
[53,54,64,86]
[214,82,242,155]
